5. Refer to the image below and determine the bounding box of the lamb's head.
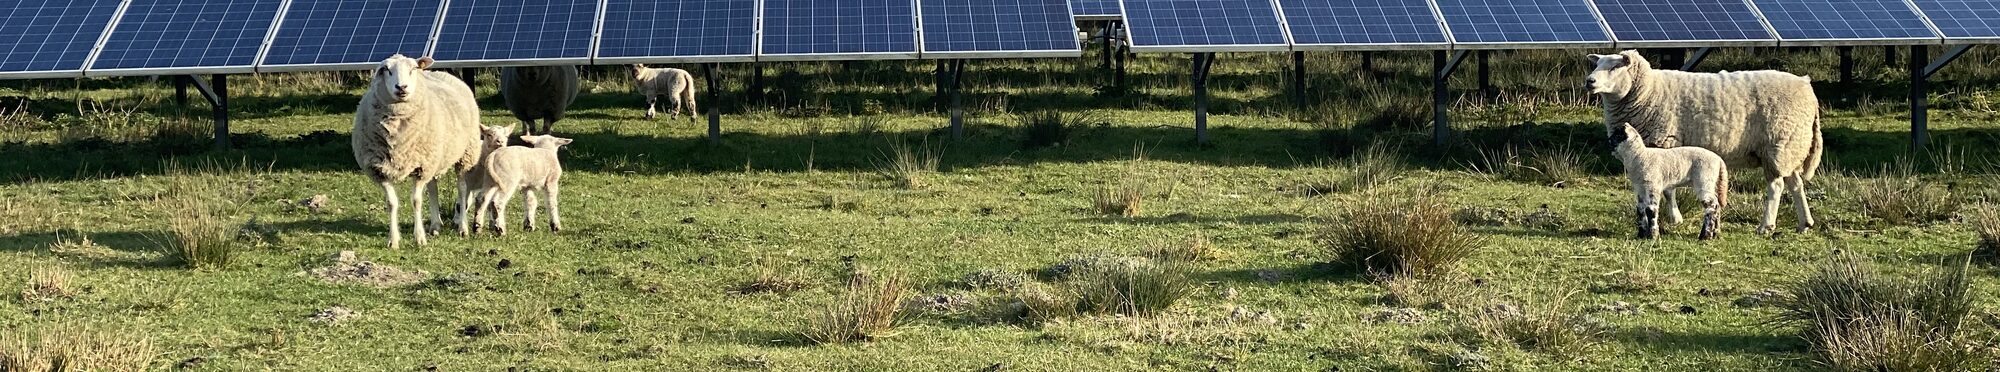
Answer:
[1585,50,1650,96]
[631,64,648,80]
[371,54,436,104]
[479,124,515,151]
[520,134,574,150]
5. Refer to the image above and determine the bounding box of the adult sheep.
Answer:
[500,65,579,134]
[352,54,482,249]
[1586,50,1823,235]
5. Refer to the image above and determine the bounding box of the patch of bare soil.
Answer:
[306,251,427,287]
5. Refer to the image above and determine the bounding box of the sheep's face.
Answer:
[373,54,435,103]
[479,124,514,151]
[1584,53,1636,96]
[631,64,647,80]
[521,134,574,149]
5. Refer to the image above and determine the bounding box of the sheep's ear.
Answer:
[503,124,515,133]
[1587,54,1602,64]
[555,138,573,146]
[416,57,435,70]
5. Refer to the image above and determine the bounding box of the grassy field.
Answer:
[1,47,1998,370]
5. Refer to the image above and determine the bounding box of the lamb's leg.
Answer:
[644,93,658,120]
[1757,177,1784,235]
[1786,175,1814,232]
[682,86,698,122]
[456,176,474,236]
[475,187,498,236]
[1635,190,1660,239]
[1698,191,1721,240]
[410,181,429,246]
[664,93,681,119]
[381,181,401,250]
[491,188,515,236]
[547,182,562,232]
[1660,190,1684,226]
[523,189,540,232]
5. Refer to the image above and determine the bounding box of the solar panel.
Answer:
[1592,0,1776,47]
[596,0,757,63]
[89,0,284,75]
[1070,0,1121,20]
[1120,0,1289,52]
[0,0,122,78]
[1280,0,1451,50]
[919,0,1081,57]
[261,0,443,71]
[1909,0,2000,42]
[1435,0,1612,49]
[760,0,919,60]
[431,0,597,66]
[1752,0,1938,45]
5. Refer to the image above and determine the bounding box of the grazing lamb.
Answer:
[632,64,697,121]
[477,134,572,235]
[1612,123,1730,240]
[1586,50,1823,235]
[458,124,515,233]
[352,54,482,249]
[499,65,579,134]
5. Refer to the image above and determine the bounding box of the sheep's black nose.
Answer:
[1584,78,1596,88]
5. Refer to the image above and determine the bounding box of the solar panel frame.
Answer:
[1071,0,1122,20]
[1591,0,1779,48]
[256,0,447,73]
[0,0,129,79]
[1277,0,1455,51]
[592,0,759,64]
[85,0,290,77]
[1749,0,1941,46]
[918,0,1084,58]
[1119,0,1293,53]
[1436,0,1616,50]
[758,0,923,62]
[427,0,601,68]
[1907,0,2000,44]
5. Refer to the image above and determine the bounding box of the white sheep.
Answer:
[1586,50,1822,235]
[458,124,514,233]
[499,66,579,134]
[351,54,483,249]
[476,134,572,235]
[1612,123,1730,240]
[632,64,697,121]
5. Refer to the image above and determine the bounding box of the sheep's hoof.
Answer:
[1756,225,1775,235]
[550,225,562,233]
[1698,231,1718,241]
[492,228,507,237]
[523,224,535,232]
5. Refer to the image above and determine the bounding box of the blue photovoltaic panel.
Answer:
[0,0,121,75]
[1071,0,1121,18]
[597,0,756,60]
[1592,0,1772,42]
[1435,0,1611,45]
[920,0,1080,54]
[761,0,918,57]
[1121,0,1287,50]
[1910,0,2000,40]
[263,0,442,67]
[1281,0,1449,47]
[1752,0,1936,42]
[432,0,596,62]
[91,0,284,71]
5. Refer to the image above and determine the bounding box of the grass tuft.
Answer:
[1767,254,1982,371]
[1853,164,1959,225]
[156,166,242,270]
[1092,175,1147,217]
[734,269,812,295]
[1469,144,1593,186]
[873,138,941,190]
[0,324,155,372]
[1332,142,1406,194]
[1469,292,1604,356]
[1141,233,1222,262]
[1071,262,1196,317]
[802,272,909,344]
[1019,110,1096,149]
[1969,203,2000,263]
[1319,193,1482,279]
[1378,274,1469,310]
[19,267,75,303]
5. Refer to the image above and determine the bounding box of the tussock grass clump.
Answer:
[0,324,155,372]
[1011,283,1080,324]
[873,139,940,189]
[802,273,909,344]
[20,267,75,303]
[1333,142,1406,194]
[1469,293,1604,356]
[1092,176,1147,217]
[1767,254,1983,371]
[1969,203,2000,263]
[1320,194,1482,279]
[1469,145,1592,186]
[1853,164,1958,225]
[1071,262,1196,317]
[1141,233,1222,262]
[1019,110,1096,149]
[156,167,244,270]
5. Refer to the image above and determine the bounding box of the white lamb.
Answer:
[459,124,514,233]
[351,54,482,249]
[1612,123,1730,240]
[499,65,579,134]
[632,64,697,121]
[1587,50,1822,235]
[476,134,572,235]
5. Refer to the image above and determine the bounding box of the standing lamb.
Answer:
[499,65,579,134]
[1612,123,1730,240]
[632,64,697,121]
[352,54,483,249]
[459,124,515,233]
[477,134,572,235]
[1586,50,1823,235]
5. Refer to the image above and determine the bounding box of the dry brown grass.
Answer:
[1141,233,1222,262]
[873,139,940,190]
[1320,193,1483,279]
[1468,292,1604,356]
[1768,254,1983,371]
[1852,164,1959,225]
[19,267,74,303]
[1970,203,2000,263]
[802,272,909,344]
[0,324,155,372]
[1092,176,1147,217]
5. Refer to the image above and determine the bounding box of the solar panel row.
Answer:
[1120,0,2000,52]
[0,0,1081,78]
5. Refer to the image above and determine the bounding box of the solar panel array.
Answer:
[1280,0,1450,50]
[1070,0,1123,20]
[1909,0,2000,40]
[0,0,1081,78]
[1435,0,1611,48]
[1750,0,1937,44]
[1121,0,1289,52]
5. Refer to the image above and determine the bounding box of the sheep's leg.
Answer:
[1786,175,1814,233]
[1756,177,1784,235]
[456,176,474,236]
[410,181,429,246]
[425,180,443,236]
[682,86,698,122]
[1660,190,1684,226]
[491,188,515,236]
[523,189,540,232]
[1635,191,1659,239]
[475,187,498,236]
[1698,191,1721,240]
[381,181,401,250]
[644,93,658,120]
[547,182,562,232]
[664,93,682,118]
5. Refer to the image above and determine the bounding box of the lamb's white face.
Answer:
[480,124,514,150]
[373,54,434,103]
[1585,53,1635,96]
[520,134,574,149]
[1618,123,1644,146]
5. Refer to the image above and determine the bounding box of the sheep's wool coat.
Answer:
[500,66,580,124]
[352,68,482,183]
[1598,50,1822,180]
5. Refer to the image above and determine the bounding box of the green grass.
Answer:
[0,48,1999,369]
